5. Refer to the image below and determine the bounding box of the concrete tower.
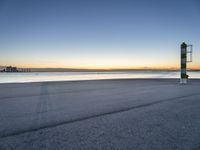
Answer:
[180,42,192,84]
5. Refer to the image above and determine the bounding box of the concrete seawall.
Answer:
[0,79,200,150]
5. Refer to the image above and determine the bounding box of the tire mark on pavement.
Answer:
[21,84,52,150]
[0,87,116,101]
[1,92,200,139]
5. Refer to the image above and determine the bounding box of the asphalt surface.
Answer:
[0,79,200,150]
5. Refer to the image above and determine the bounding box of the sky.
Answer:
[0,0,200,69]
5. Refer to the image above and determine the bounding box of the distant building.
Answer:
[0,66,31,72]
[5,66,18,72]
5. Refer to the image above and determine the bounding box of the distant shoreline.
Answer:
[0,66,200,72]
[18,68,200,72]
[0,69,200,72]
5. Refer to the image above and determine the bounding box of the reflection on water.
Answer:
[0,71,199,83]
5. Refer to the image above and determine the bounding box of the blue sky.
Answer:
[0,0,199,69]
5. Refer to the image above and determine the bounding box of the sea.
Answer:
[0,71,200,83]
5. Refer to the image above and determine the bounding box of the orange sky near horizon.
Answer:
[1,56,199,70]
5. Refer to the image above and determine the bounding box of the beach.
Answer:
[0,79,200,150]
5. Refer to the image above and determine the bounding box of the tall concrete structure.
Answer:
[180,42,192,84]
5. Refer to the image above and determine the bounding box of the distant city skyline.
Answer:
[0,0,200,70]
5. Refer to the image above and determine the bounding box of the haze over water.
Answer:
[0,71,200,83]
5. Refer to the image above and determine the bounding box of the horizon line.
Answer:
[1,66,200,72]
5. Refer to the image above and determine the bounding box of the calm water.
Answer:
[0,71,200,83]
